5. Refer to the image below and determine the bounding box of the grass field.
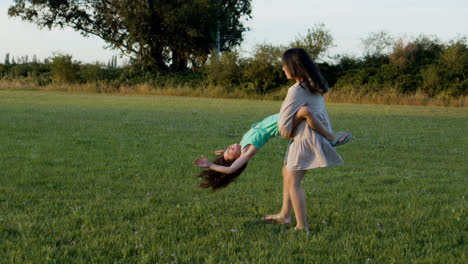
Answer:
[0,90,466,263]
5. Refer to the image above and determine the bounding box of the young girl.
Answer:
[193,106,351,191]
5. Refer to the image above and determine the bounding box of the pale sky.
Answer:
[0,0,467,64]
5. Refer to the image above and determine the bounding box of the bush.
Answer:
[79,63,101,83]
[242,44,286,93]
[49,54,80,83]
[421,64,441,96]
[0,64,6,77]
[204,51,243,89]
[10,64,33,78]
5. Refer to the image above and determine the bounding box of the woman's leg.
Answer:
[279,164,293,218]
[262,164,292,224]
[285,168,308,230]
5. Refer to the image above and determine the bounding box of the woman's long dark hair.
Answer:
[282,48,329,94]
[198,155,248,192]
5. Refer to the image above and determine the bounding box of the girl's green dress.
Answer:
[240,113,279,151]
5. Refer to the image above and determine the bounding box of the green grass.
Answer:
[0,90,466,263]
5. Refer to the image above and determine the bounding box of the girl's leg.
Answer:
[294,106,334,140]
[285,168,308,230]
[295,106,348,142]
[262,164,292,224]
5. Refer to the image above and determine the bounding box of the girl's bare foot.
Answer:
[261,214,291,225]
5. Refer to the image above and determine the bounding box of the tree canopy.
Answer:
[290,23,334,61]
[9,0,252,72]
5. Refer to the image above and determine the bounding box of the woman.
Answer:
[262,48,349,236]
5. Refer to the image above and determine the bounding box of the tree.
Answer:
[361,31,393,56]
[438,37,467,74]
[389,35,443,67]
[9,0,252,72]
[4,53,10,65]
[290,23,334,61]
[113,55,118,69]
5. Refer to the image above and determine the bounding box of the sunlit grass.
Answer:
[1,80,466,107]
[0,90,466,263]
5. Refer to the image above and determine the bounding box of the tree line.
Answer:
[1,30,466,98]
[3,0,467,98]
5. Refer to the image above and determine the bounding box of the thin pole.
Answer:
[215,0,221,59]
[216,21,220,59]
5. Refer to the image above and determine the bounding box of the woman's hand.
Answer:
[194,155,212,168]
[283,128,296,139]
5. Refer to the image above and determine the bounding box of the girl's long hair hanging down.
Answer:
[198,155,248,192]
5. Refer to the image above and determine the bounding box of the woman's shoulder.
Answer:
[286,82,301,94]
[287,82,311,97]
[289,82,323,97]
[288,82,301,90]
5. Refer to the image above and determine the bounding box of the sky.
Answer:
[0,0,467,65]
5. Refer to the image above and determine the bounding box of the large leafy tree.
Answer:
[8,0,252,71]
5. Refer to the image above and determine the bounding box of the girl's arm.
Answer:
[294,106,334,140]
[194,146,257,174]
[207,155,250,174]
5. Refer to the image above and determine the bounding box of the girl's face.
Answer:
[224,143,241,161]
[282,64,293,79]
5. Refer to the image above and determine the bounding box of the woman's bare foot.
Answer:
[261,214,291,225]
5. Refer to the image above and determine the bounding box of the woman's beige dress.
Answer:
[278,83,343,170]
